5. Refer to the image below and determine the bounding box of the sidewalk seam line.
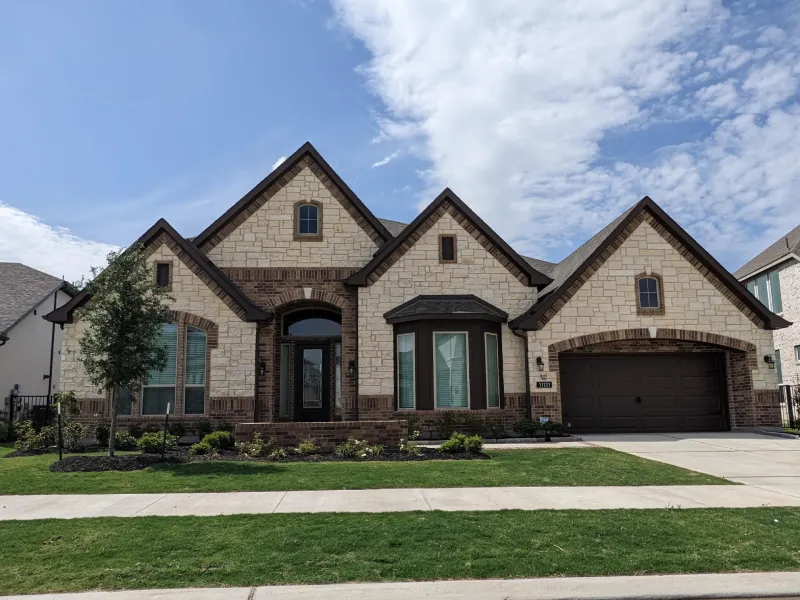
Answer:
[129,494,168,516]
[420,489,433,511]
[272,492,288,513]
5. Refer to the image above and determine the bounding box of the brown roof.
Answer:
[733,223,800,280]
[510,196,791,331]
[45,219,270,325]
[0,263,74,338]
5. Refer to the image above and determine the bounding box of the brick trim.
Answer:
[265,288,350,311]
[548,328,756,355]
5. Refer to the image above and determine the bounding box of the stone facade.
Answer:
[207,165,379,268]
[358,206,536,400]
[772,260,800,385]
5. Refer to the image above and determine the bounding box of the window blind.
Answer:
[142,323,177,415]
[184,326,207,414]
[485,333,499,408]
[434,332,468,408]
[397,333,415,409]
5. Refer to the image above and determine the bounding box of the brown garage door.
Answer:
[560,353,728,433]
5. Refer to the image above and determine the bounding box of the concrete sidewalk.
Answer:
[4,483,800,520]
[4,572,800,599]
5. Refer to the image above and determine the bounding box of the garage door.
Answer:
[560,353,728,433]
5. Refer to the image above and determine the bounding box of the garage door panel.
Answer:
[561,353,727,434]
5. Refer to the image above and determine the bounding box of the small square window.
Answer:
[440,235,456,262]
[298,204,319,235]
[156,263,170,288]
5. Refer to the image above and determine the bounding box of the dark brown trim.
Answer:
[635,271,665,316]
[193,142,392,249]
[44,219,271,324]
[345,188,552,287]
[439,234,457,263]
[292,200,324,242]
[510,196,792,331]
[383,294,508,324]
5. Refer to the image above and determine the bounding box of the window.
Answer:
[279,344,290,418]
[184,326,207,415]
[485,333,500,408]
[795,345,800,363]
[638,277,660,308]
[776,349,783,385]
[335,343,342,418]
[142,323,177,415]
[114,386,133,416]
[397,333,415,409]
[295,202,321,239]
[439,235,456,263]
[434,332,469,409]
[746,269,783,313]
[283,308,342,337]
[156,263,171,288]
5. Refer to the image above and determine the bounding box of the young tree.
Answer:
[78,244,173,456]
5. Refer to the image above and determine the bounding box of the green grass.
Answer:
[1,508,798,594]
[0,445,728,494]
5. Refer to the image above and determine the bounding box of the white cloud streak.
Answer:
[271,156,287,171]
[372,150,400,168]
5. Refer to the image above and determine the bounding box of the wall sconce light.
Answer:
[536,356,544,372]
[259,361,267,377]
[348,360,356,377]
[763,354,775,370]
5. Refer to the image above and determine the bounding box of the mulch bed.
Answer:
[48,446,489,472]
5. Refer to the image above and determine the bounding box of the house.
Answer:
[0,263,75,402]
[45,142,789,445]
[735,225,800,391]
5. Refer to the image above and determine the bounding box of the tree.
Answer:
[77,244,173,456]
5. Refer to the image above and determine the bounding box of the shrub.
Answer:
[542,421,570,437]
[137,431,177,454]
[189,441,213,456]
[400,430,422,456]
[144,423,162,434]
[168,422,186,438]
[269,447,287,461]
[216,421,235,433]
[487,419,506,440]
[126,424,144,439]
[197,420,213,438]
[94,422,110,446]
[437,412,458,439]
[463,413,485,435]
[13,420,50,452]
[201,430,235,451]
[13,417,87,452]
[333,438,383,459]
[463,434,484,454]
[61,420,88,451]
[114,430,137,450]
[53,390,79,416]
[438,432,483,454]
[295,439,320,456]
[236,433,273,458]
[512,419,540,438]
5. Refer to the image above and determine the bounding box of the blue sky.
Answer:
[1,0,799,281]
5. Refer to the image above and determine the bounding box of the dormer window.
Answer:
[439,235,457,263]
[294,201,323,240]
[635,272,664,315]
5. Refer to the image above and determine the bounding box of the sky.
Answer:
[0,0,798,282]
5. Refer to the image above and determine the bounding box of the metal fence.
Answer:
[780,385,798,430]
[2,395,52,437]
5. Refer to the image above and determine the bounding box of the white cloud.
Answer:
[271,156,287,171]
[0,202,120,282]
[372,150,400,168]
[333,0,800,268]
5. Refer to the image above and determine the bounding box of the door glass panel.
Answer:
[302,349,323,409]
[280,344,290,417]
[434,333,468,408]
[335,343,342,418]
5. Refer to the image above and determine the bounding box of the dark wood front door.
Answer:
[560,353,728,433]
[294,344,330,421]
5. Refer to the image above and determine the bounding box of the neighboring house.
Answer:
[46,142,789,440]
[0,263,75,400]
[735,225,800,390]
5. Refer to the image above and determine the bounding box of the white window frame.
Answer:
[396,333,416,410]
[433,331,470,410]
[184,325,207,416]
[484,332,500,409]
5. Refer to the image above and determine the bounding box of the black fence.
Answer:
[3,395,52,437]
[780,385,798,430]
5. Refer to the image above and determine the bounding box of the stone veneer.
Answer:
[206,164,379,268]
[358,204,536,399]
[235,420,407,451]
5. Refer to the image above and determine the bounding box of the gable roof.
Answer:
[194,142,393,250]
[733,223,800,280]
[378,218,408,237]
[384,294,509,324]
[347,188,553,287]
[45,219,270,325]
[510,196,791,331]
[0,263,75,337]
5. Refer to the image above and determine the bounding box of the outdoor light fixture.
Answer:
[259,361,267,377]
[764,354,776,369]
[536,356,544,372]
[348,360,356,377]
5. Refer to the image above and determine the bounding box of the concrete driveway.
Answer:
[583,432,800,495]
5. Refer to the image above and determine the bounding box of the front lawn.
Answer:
[0,445,728,494]
[0,508,798,594]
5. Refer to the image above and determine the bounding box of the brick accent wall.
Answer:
[358,208,537,397]
[235,420,407,451]
[223,267,359,422]
[205,163,380,267]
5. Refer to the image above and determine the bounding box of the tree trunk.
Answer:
[108,387,118,458]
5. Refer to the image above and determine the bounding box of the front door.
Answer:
[294,344,330,421]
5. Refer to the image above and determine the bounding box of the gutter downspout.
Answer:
[511,327,532,420]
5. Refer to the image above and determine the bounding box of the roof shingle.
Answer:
[0,263,67,336]
[733,224,800,280]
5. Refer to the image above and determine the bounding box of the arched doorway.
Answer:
[278,304,342,422]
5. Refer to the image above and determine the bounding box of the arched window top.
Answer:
[294,201,322,240]
[283,308,341,337]
[635,273,664,314]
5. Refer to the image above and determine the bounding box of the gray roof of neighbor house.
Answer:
[0,263,73,338]
[733,223,800,280]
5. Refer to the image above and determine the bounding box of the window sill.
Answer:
[293,233,324,242]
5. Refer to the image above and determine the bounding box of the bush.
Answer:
[61,420,88,451]
[400,430,422,456]
[168,422,186,438]
[13,420,50,452]
[512,419,539,438]
[94,422,110,446]
[542,421,570,437]
[269,447,287,461]
[197,420,213,438]
[216,421,235,433]
[236,433,273,458]
[437,412,458,439]
[190,441,213,456]
[438,432,484,454]
[333,438,384,459]
[201,430,235,451]
[13,417,88,452]
[137,431,177,454]
[114,430,137,450]
[295,440,320,456]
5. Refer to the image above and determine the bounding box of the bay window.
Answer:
[397,333,415,409]
[184,326,207,414]
[434,332,469,409]
[485,333,500,408]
